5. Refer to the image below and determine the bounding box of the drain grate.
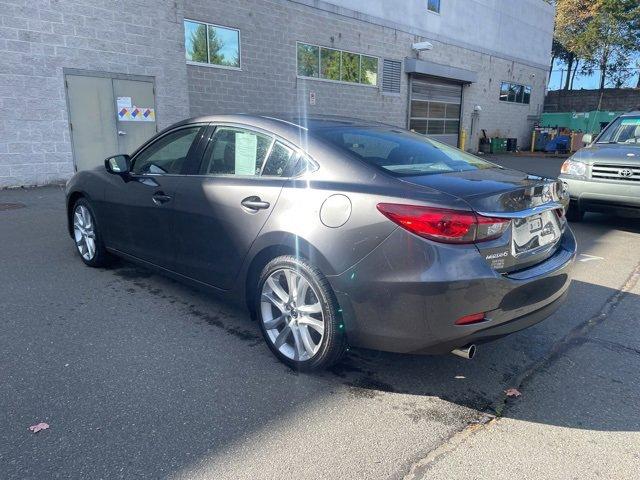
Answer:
[0,202,26,211]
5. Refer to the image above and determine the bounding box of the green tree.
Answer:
[553,0,595,90]
[554,0,640,90]
[581,0,640,90]
[207,28,225,65]
[188,23,208,63]
[297,44,319,77]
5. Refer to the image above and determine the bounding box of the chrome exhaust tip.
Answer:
[451,344,476,360]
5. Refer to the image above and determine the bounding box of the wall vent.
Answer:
[382,59,402,94]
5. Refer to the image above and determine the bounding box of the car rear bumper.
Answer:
[561,175,640,215]
[328,226,577,355]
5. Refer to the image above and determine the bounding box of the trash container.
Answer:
[506,138,518,152]
[490,138,507,154]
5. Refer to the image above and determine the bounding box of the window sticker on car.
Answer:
[235,132,258,176]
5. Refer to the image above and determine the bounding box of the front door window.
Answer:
[132,127,202,175]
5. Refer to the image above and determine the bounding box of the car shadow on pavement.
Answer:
[108,255,640,437]
[328,277,640,435]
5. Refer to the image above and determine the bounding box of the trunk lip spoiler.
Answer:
[476,202,565,220]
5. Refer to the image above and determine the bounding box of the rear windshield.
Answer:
[596,116,640,144]
[313,127,494,176]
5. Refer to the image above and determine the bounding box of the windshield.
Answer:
[596,117,640,145]
[314,127,494,176]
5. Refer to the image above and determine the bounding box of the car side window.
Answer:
[132,127,202,175]
[261,141,295,177]
[199,127,273,176]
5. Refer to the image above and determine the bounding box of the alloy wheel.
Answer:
[73,205,97,261]
[260,268,325,361]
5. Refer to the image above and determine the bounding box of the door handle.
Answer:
[152,192,172,205]
[118,130,127,136]
[241,196,270,211]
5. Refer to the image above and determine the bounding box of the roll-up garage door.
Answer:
[408,76,462,146]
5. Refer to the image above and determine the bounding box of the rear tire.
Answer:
[256,255,347,371]
[72,198,112,267]
[565,202,584,222]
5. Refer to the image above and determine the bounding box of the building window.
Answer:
[427,0,441,13]
[500,82,531,105]
[296,42,379,86]
[184,20,240,69]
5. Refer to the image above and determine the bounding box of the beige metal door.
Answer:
[65,75,118,172]
[65,73,157,172]
[113,79,157,155]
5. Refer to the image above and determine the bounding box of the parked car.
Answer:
[560,110,640,221]
[66,115,576,370]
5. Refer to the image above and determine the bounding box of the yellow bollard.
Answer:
[459,128,467,151]
[531,130,536,153]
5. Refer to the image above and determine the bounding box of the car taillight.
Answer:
[376,203,510,244]
[455,313,487,325]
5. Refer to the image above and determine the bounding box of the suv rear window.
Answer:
[314,127,493,176]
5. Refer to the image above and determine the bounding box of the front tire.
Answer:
[256,255,346,371]
[72,198,111,267]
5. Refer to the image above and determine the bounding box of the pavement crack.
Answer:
[402,416,496,480]
[401,260,640,479]
[492,260,640,417]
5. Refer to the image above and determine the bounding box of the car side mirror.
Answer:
[582,133,593,145]
[105,154,131,175]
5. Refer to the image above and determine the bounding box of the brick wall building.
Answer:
[0,0,554,188]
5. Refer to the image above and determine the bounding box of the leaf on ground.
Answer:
[28,422,50,433]
[505,388,522,398]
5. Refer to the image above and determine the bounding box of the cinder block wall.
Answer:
[184,0,408,126]
[0,0,190,188]
[184,0,548,152]
[0,0,551,188]
[545,89,640,113]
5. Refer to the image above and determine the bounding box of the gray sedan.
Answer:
[560,110,640,221]
[65,115,576,370]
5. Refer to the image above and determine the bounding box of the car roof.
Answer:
[621,109,640,117]
[175,113,393,133]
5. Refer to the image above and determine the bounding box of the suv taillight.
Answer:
[376,203,510,244]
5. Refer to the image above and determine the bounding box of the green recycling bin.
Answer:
[490,138,507,154]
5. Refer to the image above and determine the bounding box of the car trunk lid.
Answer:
[399,167,568,272]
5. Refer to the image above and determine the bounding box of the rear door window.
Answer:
[199,127,273,176]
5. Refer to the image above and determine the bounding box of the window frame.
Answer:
[499,81,532,105]
[194,123,318,179]
[130,124,208,176]
[295,41,380,88]
[427,0,441,14]
[184,18,241,71]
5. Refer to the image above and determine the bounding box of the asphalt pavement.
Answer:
[1,155,638,479]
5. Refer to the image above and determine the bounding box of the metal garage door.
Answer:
[408,76,462,146]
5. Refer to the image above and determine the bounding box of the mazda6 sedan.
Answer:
[65,115,576,370]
